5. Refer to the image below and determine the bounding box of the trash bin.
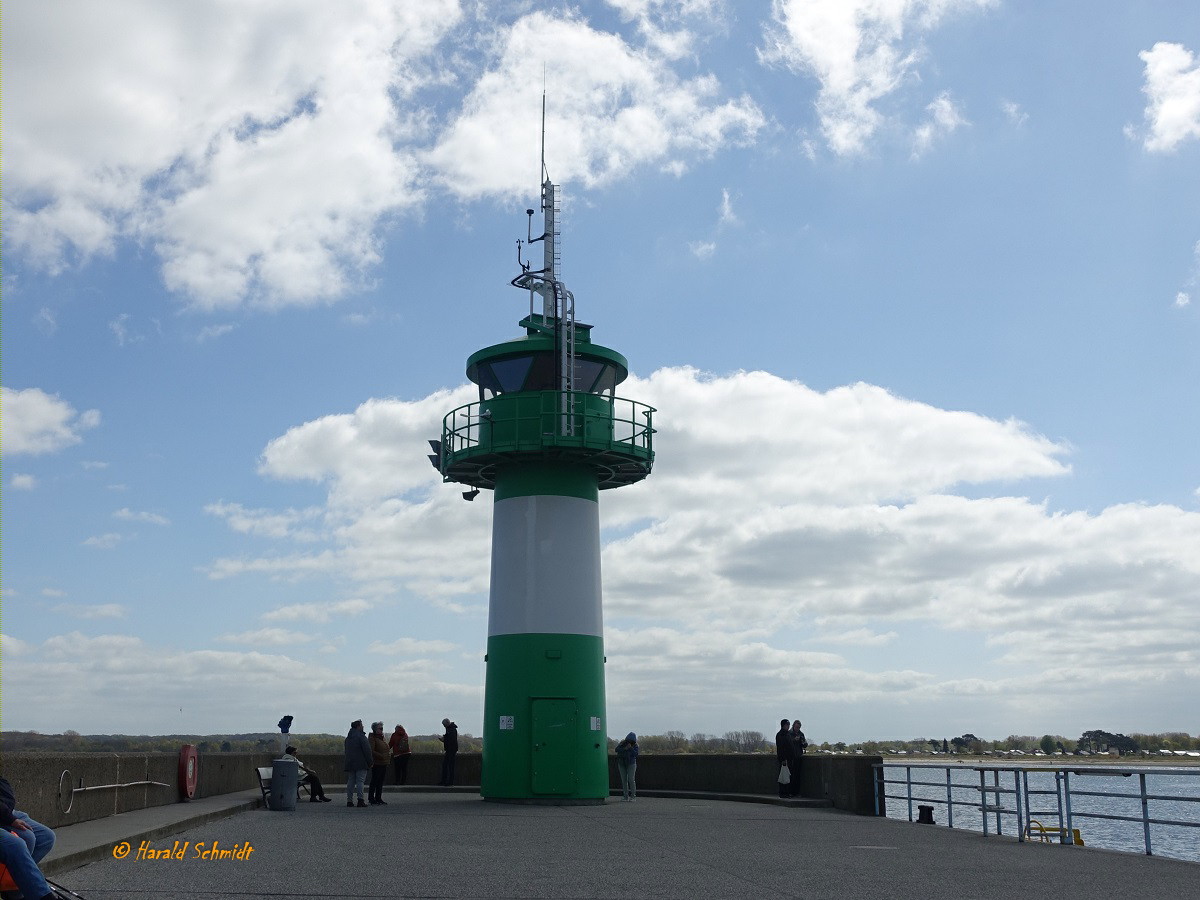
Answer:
[269,758,299,811]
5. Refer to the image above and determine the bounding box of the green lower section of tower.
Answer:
[481,632,608,801]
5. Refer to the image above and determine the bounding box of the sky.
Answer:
[2,1,1198,745]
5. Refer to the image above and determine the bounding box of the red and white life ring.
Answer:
[178,744,199,800]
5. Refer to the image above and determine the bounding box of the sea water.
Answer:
[880,764,1200,862]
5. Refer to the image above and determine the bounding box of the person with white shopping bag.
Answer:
[775,719,794,798]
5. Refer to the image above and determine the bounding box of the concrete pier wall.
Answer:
[2,751,881,828]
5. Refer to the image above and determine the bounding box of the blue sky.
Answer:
[3,1,1198,744]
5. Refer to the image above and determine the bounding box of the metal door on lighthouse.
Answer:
[531,698,578,794]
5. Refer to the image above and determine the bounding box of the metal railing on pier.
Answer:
[874,762,1200,857]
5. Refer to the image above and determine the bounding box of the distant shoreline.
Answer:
[873,752,1200,767]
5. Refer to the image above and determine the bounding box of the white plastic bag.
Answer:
[778,764,791,785]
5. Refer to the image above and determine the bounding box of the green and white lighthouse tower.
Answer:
[431,161,655,803]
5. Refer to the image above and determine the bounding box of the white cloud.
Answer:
[426,11,764,199]
[1,631,481,733]
[0,635,30,657]
[1177,239,1200,306]
[82,533,124,550]
[6,367,1200,737]
[205,501,324,541]
[1139,42,1200,153]
[220,628,315,646]
[1,387,101,455]
[255,386,476,509]
[10,474,38,490]
[33,307,58,336]
[209,368,1200,734]
[368,637,460,655]
[812,628,899,647]
[197,324,236,342]
[615,369,1069,512]
[53,603,129,620]
[108,313,144,346]
[4,0,462,309]
[41,588,67,598]
[114,508,170,526]
[1001,99,1028,127]
[912,91,967,157]
[262,599,372,624]
[5,5,763,311]
[718,188,738,225]
[689,240,717,259]
[214,370,1078,615]
[759,0,992,155]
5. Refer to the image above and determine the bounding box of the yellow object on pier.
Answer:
[1026,819,1085,846]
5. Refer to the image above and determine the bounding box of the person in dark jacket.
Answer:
[615,733,639,801]
[344,720,372,807]
[775,719,794,798]
[437,718,459,786]
[788,719,808,797]
[0,775,56,900]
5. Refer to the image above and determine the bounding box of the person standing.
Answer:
[437,718,459,786]
[0,775,56,900]
[368,722,392,805]
[615,733,639,802]
[788,719,808,797]
[775,719,794,798]
[344,719,371,807]
[389,724,412,785]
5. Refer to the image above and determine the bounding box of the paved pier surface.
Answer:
[44,789,1197,899]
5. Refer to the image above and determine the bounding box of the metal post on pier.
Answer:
[993,770,1003,835]
[945,768,954,829]
[980,769,989,837]
[906,767,914,822]
[1055,770,1066,840]
[1014,770,1025,842]
[1062,770,1074,844]
[1139,773,1152,855]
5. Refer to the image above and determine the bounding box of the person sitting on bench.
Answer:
[281,747,332,802]
[0,775,56,900]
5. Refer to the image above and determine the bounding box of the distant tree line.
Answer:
[3,728,1196,756]
[0,730,482,754]
[857,730,1200,757]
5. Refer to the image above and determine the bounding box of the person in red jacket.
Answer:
[388,724,412,785]
[0,776,56,900]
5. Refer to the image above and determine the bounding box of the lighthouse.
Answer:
[430,158,655,803]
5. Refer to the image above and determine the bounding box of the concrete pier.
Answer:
[43,788,1199,899]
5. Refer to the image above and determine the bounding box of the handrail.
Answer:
[442,391,656,458]
[57,768,171,814]
[874,762,1200,858]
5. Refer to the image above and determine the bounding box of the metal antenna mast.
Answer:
[514,88,576,419]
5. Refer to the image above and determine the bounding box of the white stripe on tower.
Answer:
[488,494,602,637]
